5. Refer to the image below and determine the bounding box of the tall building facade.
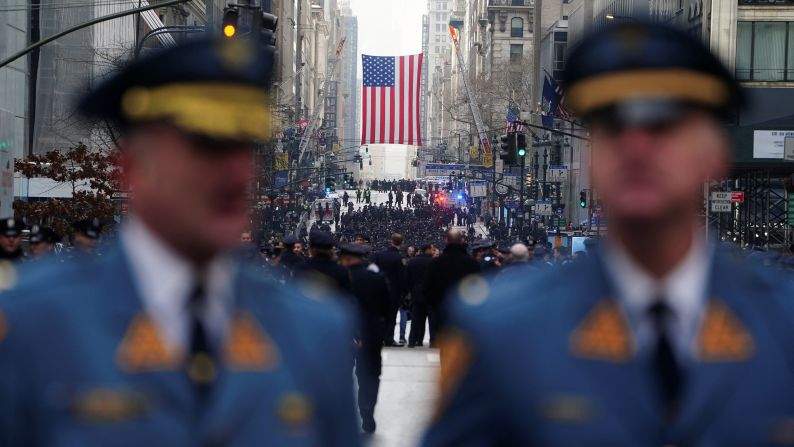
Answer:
[427,0,454,153]
[340,12,358,147]
[564,0,794,246]
[0,4,28,215]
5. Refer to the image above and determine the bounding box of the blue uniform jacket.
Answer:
[0,245,361,447]
[423,250,794,446]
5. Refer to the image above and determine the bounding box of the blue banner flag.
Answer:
[541,75,558,129]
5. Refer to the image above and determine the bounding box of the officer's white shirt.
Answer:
[122,217,235,354]
[604,236,711,362]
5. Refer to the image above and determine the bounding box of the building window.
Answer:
[510,44,523,64]
[736,21,793,81]
[553,41,567,72]
[512,0,524,5]
[511,17,524,37]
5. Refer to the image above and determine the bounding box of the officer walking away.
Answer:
[373,233,407,346]
[71,217,103,255]
[28,225,60,260]
[406,243,434,348]
[338,243,391,434]
[422,229,480,345]
[423,22,794,446]
[0,37,359,446]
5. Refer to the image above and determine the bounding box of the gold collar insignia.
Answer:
[223,312,279,371]
[697,300,754,362]
[570,300,635,362]
[116,313,177,372]
[278,392,314,428]
[72,388,150,422]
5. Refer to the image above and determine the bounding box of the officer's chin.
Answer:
[607,194,671,222]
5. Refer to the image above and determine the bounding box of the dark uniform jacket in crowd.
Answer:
[297,256,353,296]
[280,250,305,275]
[372,247,406,304]
[423,245,481,312]
[348,263,391,375]
[406,253,433,304]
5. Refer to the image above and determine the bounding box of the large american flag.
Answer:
[361,54,424,146]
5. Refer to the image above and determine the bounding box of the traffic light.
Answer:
[499,132,516,165]
[222,7,239,38]
[258,12,278,46]
[516,134,527,158]
[324,176,336,193]
[579,190,588,208]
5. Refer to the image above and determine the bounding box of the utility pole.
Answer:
[206,0,214,28]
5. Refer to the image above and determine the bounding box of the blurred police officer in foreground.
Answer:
[28,225,60,260]
[423,22,794,446]
[0,36,359,446]
[338,243,391,434]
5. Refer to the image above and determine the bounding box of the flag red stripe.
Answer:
[407,55,414,145]
[398,56,405,145]
[415,53,423,146]
[379,86,386,143]
[389,78,396,144]
[369,86,376,143]
[361,86,368,144]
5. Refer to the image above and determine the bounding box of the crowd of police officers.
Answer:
[2,17,794,447]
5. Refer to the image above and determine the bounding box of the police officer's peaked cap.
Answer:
[79,37,275,143]
[471,240,495,251]
[282,234,299,246]
[309,231,336,248]
[29,225,60,244]
[563,22,743,126]
[0,218,25,237]
[72,218,103,239]
[339,243,371,257]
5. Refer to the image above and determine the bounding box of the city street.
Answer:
[370,334,439,447]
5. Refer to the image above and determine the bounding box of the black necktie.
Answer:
[648,298,684,420]
[186,281,216,394]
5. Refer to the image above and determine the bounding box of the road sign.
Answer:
[548,165,569,181]
[710,191,737,212]
[535,200,553,216]
[710,191,731,201]
[710,202,732,212]
[111,191,131,199]
[469,181,487,197]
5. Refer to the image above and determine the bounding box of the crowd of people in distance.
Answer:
[338,204,453,252]
[369,179,419,193]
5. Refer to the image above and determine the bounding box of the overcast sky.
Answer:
[348,0,425,178]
